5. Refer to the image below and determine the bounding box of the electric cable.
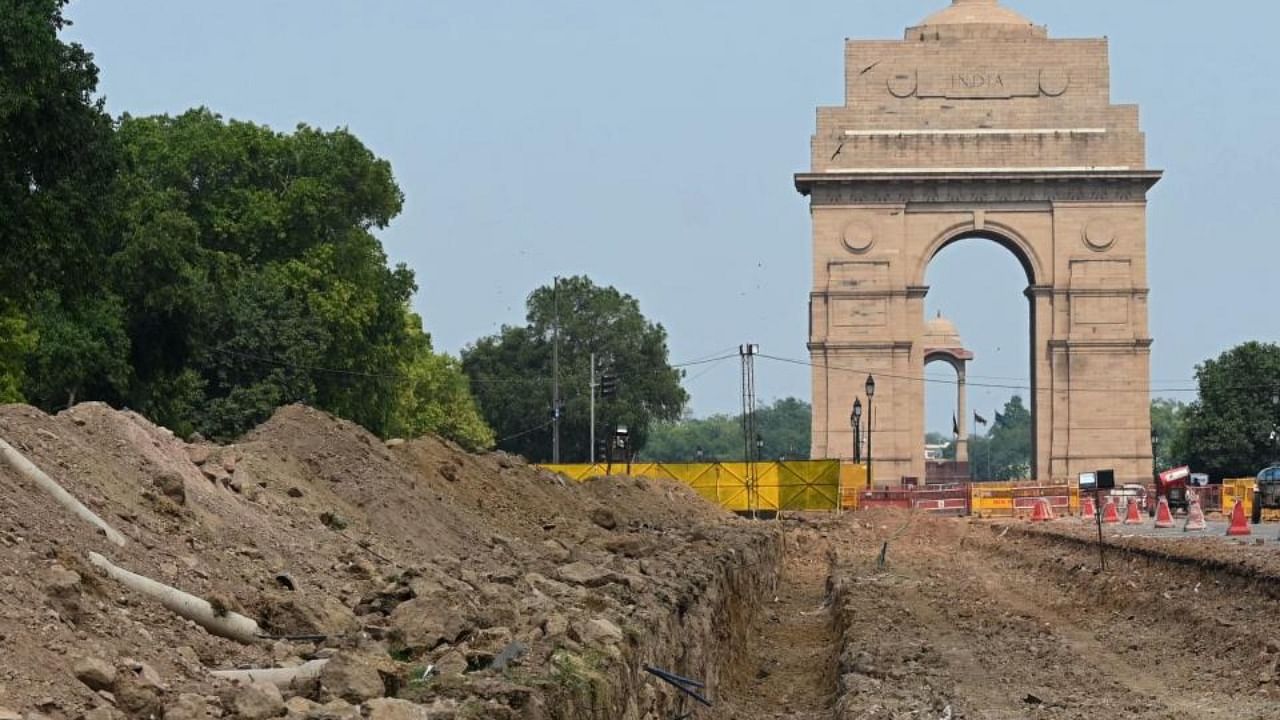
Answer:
[758,353,1278,396]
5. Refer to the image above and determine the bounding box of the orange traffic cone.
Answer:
[1081,496,1097,521]
[1154,497,1175,529]
[1102,498,1121,524]
[1226,499,1252,537]
[1029,498,1052,522]
[1123,498,1143,525]
[1183,500,1206,532]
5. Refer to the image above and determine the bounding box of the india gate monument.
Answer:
[797,0,1159,486]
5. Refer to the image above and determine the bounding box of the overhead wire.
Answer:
[496,419,555,444]
[757,353,1277,396]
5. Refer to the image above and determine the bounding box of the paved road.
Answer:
[1058,517,1280,544]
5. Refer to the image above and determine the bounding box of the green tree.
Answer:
[0,0,126,406]
[1181,342,1280,479]
[0,306,35,403]
[969,396,1032,481]
[462,276,688,462]
[0,11,492,448]
[109,109,489,445]
[1150,398,1188,471]
[387,315,495,452]
[643,398,813,462]
[25,292,130,409]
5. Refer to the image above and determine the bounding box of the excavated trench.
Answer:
[591,511,1280,720]
[542,522,844,720]
[538,528,787,719]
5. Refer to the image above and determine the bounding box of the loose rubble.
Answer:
[0,403,776,719]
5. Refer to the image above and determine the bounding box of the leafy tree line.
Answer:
[967,396,1032,481]
[1151,342,1280,480]
[641,398,813,462]
[0,0,492,448]
[462,276,688,463]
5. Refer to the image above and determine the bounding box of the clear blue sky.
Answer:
[64,1,1280,429]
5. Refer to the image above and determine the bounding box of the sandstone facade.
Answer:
[798,0,1158,485]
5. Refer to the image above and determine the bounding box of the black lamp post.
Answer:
[851,399,863,464]
[1272,392,1279,460]
[1151,430,1160,474]
[865,375,876,489]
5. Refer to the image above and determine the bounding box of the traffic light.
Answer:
[600,375,620,399]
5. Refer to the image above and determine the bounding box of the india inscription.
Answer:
[889,67,1071,99]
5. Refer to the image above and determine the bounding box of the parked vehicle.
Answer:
[1151,466,1203,516]
[1252,465,1280,524]
[1112,483,1149,513]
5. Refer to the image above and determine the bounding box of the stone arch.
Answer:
[924,350,965,374]
[914,222,1044,289]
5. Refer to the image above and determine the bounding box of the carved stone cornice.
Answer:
[795,170,1163,205]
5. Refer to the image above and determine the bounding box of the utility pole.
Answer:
[589,351,596,464]
[740,344,759,518]
[552,276,561,464]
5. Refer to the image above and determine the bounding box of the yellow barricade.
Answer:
[1222,478,1255,516]
[970,481,1078,517]
[839,464,867,510]
[540,461,844,513]
[971,483,1016,517]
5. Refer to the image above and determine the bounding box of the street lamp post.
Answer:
[851,399,863,464]
[1151,430,1160,475]
[865,375,876,489]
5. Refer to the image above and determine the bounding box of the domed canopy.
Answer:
[925,313,963,348]
[920,0,1033,27]
[924,313,974,362]
[907,0,1045,40]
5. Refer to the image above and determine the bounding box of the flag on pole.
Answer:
[952,413,959,436]
[974,412,988,426]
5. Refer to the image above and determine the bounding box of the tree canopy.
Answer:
[1179,342,1280,479]
[1,0,124,405]
[462,276,688,462]
[0,7,493,449]
[969,396,1032,481]
[1150,398,1189,471]
[643,398,813,462]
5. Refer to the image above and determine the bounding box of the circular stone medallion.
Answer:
[1083,218,1118,252]
[1039,68,1070,97]
[887,70,918,99]
[842,221,875,254]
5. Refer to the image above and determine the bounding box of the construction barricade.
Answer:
[839,463,867,511]
[1220,478,1280,520]
[540,461,842,514]
[1221,478,1253,517]
[970,482,1073,518]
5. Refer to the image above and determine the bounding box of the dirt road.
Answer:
[719,514,1280,719]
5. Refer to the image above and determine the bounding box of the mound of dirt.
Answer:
[0,402,769,720]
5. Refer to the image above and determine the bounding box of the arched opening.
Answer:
[923,233,1036,482]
